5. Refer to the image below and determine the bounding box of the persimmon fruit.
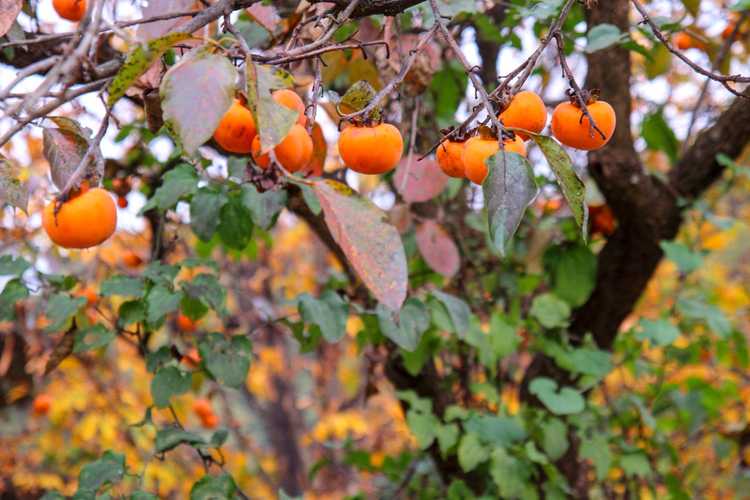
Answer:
[43,184,117,249]
[213,99,256,154]
[177,313,197,333]
[251,124,313,173]
[122,251,143,268]
[463,135,527,185]
[77,286,98,306]
[436,140,466,178]
[181,348,201,368]
[117,196,128,209]
[201,412,219,429]
[499,90,547,140]
[32,394,52,415]
[53,0,86,21]
[338,123,403,175]
[273,89,307,126]
[551,100,616,151]
[193,399,213,418]
[589,204,616,236]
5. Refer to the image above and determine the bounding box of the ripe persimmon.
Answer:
[436,140,466,178]
[213,99,256,154]
[273,89,307,126]
[551,99,616,151]
[251,124,313,173]
[589,204,616,236]
[117,196,128,209]
[193,398,213,418]
[674,32,705,50]
[122,251,143,268]
[201,412,219,429]
[463,135,527,185]
[177,313,197,333]
[53,0,86,21]
[77,286,98,306]
[499,90,547,140]
[43,184,117,249]
[181,348,201,368]
[338,123,403,175]
[32,394,52,415]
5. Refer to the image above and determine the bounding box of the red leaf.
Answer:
[393,155,449,203]
[314,180,407,311]
[0,0,22,37]
[137,0,200,41]
[415,220,460,278]
[246,3,280,33]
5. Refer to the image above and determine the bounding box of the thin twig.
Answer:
[631,0,750,97]
[339,24,438,121]
[306,57,323,134]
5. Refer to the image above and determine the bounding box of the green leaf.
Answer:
[377,298,430,351]
[660,241,702,273]
[241,184,287,230]
[531,136,587,238]
[541,417,569,460]
[435,423,460,455]
[489,312,519,360]
[217,194,254,250]
[642,109,679,163]
[0,254,29,277]
[210,429,229,447]
[464,414,527,447]
[581,434,612,480]
[636,318,680,346]
[155,427,207,453]
[529,377,585,415]
[198,333,252,388]
[430,290,471,335]
[143,261,180,286]
[0,279,28,321]
[45,293,86,332]
[435,0,476,18]
[146,285,182,324]
[74,324,115,353]
[530,293,570,329]
[77,451,125,494]
[482,152,538,256]
[544,243,597,307]
[645,42,672,78]
[406,410,439,449]
[677,297,732,337]
[191,188,228,241]
[142,164,198,212]
[313,179,407,311]
[107,32,190,107]
[160,48,237,154]
[182,274,226,315]
[567,347,613,379]
[489,447,531,498]
[100,275,145,297]
[0,154,29,212]
[246,62,298,152]
[457,432,489,472]
[586,23,625,53]
[151,366,191,408]
[190,473,238,500]
[300,184,321,215]
[146,346,172,373]
[118,300,145,327]
[338,80,378,116]
[130,492,158,500]
[681,0,701,16]
[298,291,349,343]
[621,451,652,478]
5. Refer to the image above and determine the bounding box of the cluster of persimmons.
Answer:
[436,90,616,183]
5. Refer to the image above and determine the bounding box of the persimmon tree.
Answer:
[2,0,750,497]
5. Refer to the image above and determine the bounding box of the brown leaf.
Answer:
[393,155,449,203]
[389,204,412,234]
[137,0,199,41]
[314,179,407,311]
[43,128,89,191]
[44,322,77,376]
[415,220,460,278]
[304,122,327,177]
[0,0,21,37]
[246,3,280,33]
[159,48,237,154]
[0,153,28,212]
